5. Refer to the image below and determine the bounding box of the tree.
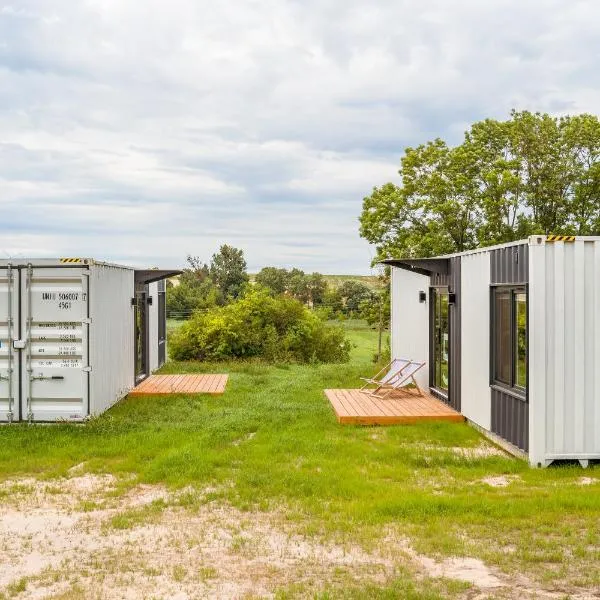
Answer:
[255,267,289,295]
[166,255,219,317]
[360,111,600,261]
[334,281,374,317]
[209,244,249,300]
[305,273,327,306]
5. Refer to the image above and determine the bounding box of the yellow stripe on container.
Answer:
[546,235,575,242]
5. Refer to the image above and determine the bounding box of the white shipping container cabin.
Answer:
[384,235,600,468]
[0,259,180,423]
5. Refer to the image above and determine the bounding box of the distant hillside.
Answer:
[248,273,385,290]
[321,275,385,290]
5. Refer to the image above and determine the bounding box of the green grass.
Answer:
[0,321,598,595]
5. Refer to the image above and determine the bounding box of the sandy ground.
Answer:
[0,474,596,599]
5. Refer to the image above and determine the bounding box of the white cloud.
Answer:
[1,0,599,272]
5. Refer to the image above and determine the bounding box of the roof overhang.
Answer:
[380,258,449,276]
[134,269,182,285]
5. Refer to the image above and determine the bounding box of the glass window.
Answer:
[492,287,527,394]
[515,293,527,389]
[494,291,511,385]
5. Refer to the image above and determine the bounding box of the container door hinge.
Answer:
[83,366,92,373]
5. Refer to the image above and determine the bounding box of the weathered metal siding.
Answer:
[390,267,430,390]
[430,257,461,411]
[89,263,135,416]
[19,266,90,422]
[0,267,18,421]
[529,237,600,465]
[491,244,529,284]
[491,388,529,451]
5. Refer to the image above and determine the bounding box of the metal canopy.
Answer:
[134,269,182,285]
[380,258,449,276]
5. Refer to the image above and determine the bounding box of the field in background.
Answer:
[247,273,385,290]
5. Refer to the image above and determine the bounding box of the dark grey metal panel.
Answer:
[382,258,449,275]
[429,257,461,412]
[490,244,529,284]
[491,388,529,451]
[135,269,182,285]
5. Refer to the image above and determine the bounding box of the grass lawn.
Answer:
[0,322,598,598]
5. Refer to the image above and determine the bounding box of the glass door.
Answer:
[134,291,147,381]
[432,288,449,393]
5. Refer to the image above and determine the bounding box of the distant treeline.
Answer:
[166,245,390,326]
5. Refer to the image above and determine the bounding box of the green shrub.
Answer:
[169,287,351,363]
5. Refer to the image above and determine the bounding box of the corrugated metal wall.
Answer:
[430,257,461,411]
[529,239,600,464]
[491,388,529,451]
[89,264,135,415]
[489,243,530,450]
[491,244,529,284]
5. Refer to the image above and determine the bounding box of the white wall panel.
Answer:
[89,263,135,416]
[460,252,491,430]
[529,238,600,465]
[148,281,159,372]
[390,267,429,389]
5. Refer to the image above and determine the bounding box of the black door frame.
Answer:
[134,286,150,382]
[429,285,451,400]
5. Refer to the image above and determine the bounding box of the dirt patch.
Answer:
[0,476,593,599]
[577,477,597,486]
[453,443,509,459]
[419,555,503,588]
[480,475,520,488]
[0,476,396,599]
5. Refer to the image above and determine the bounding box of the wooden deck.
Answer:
[324,388,463,425]
[130,374,228,396]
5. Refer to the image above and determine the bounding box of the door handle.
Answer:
[31,375,65,381]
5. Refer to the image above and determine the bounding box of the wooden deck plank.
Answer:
[209,374,222,393]
[331,389,354,415]
[324,390,348,422]
[324,388,464,425]
[130,374,228,396]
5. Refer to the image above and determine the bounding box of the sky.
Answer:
[1,1,599,274]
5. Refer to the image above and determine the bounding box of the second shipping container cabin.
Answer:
[0,259,180,422]
[385,236,600,467]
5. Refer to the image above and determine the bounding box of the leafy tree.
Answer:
[360,110,600,261]
[255,267,289,295]
[255,268,327,307]
[305,273,327,306]
[209,244,249,300]
[166,255,219,317]
[334,281,374,317]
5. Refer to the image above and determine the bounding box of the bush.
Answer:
[169,287,351,363]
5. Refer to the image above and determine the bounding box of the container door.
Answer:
[21,266,90,422]
[0,266,18,422]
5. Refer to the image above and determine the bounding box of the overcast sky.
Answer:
[1,1,599,273]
